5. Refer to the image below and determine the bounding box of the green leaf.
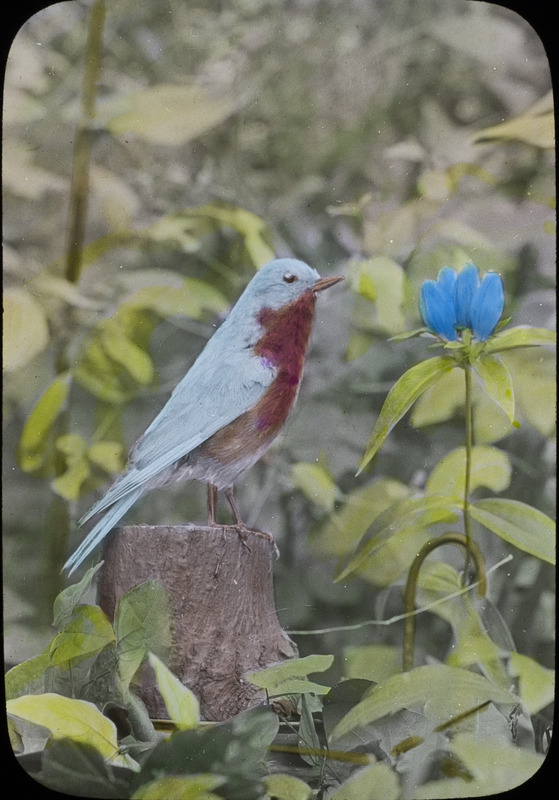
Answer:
[29,738,131,799]
[298,694,322,766]
[358,356,457,472]
[344,330,375,361]
[3,286,50,372]
[101,324,154,385]
[103,83,237,146]
[74,310,159,404]
[470,498,555,564]
[263,774,313,800]
[7,693,131,768]
[330,665,518,741]
[335,495,461,583]
[344,645,402,683]
[290,462,341,512]
[4,652,52,701]
[484,325,556,353]
[426,446,512,500]
[51,433,91,501]
[53,563,104,628]
[416,564,510,688]
[132,774,224,800]
[472,354,515,424]
[246,654,333,695]
[500,348,556,436]
[148,653,200,730]
[472,91,554,148]
[16,375,70,474]
[49,605,116,667]
[347,256,406,334]
[115,580,172,690]
[410,366,513,444]
[329,762,400,800]
[187,202,275,268]
[310,478,410,559]
[125,278,228,320]
[140,707,278,800]
[415,733,545,798]
[87,441,125,475]
[509,652,555,714]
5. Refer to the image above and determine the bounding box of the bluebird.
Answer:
[64,258,343,573]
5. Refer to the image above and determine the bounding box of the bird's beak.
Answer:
[313,274,344,293]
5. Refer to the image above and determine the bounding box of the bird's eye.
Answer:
[283,273,297,284]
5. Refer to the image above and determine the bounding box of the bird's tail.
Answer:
[63,486,144,576]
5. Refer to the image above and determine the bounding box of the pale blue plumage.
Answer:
[64,259,323,574]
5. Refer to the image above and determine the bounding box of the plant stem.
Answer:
[463,363,474,583]
[64,0,106,285]
[43,1,106,602]
[402,532,486,671]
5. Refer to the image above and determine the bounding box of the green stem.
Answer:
[402,532,486,671]
[64,0,106,285]
[463,363,474,583]
[43,2,106,600]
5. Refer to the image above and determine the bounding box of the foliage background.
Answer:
[3,0,555,778]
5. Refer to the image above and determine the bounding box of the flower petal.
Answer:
[470,272,504,341]
[454,263,480,328]
[419,279,458,340]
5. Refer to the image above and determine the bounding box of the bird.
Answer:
[64,258,344,574]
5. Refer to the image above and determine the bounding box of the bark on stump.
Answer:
[97,524,296,721]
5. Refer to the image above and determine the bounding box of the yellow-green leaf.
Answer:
[359,356,457,472]
[51,433,91,501]
[132,774,224,800]
[335,495,461,583]
[329,762,400,800]
[310,478,410,559]
[500,348,556,436]
[263,774,313,800]
[115,580,172,690]
[49,605,115,667]
[148,653,199,730]
[16,375,70,473]
[3,286,49,372]
[415,733,545,798]
[103,83,236,146]
[485,325,556,353]
[331,665,518,741]
[470,498,555,564]
[101,325,154,385]
[344,644,402,683]
[246,655,333,695]
[473,354,515,424]
[88,441,125,475]
[472,91,554,149]
[348,257,406,334]
[7,693,129,767]
[290,462,341,512]
[509,652,555,714]
[426,446,512,500]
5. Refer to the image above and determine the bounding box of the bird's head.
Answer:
[236,258,344,314]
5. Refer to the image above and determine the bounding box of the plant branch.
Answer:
[402,531,487,671]
[64,0,106,285]
[463,362,474,581]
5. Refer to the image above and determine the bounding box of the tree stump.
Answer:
[97,524,297,721]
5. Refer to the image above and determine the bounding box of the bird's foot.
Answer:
[225,522,279,559]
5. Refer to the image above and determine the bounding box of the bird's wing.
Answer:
[80,348,274,523]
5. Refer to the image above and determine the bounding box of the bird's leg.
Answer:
[225,486,245,527]
[225,486,277,549]
[207,483,219,526]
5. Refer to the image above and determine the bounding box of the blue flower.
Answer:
[419,264,504,342]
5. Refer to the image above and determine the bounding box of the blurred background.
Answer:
[2,0,555,726]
